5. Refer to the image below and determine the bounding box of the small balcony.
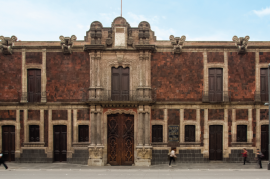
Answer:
[20,92,47,103]
[202,91,231,103]
[254,91,268,102]
[88,90,154,102]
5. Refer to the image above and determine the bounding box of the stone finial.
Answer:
[138,21,151,45]
[106,29,113,47]
[232,35,250,54]
[59,35,77,54]
[169,35,186,54]
[0,35,17,55]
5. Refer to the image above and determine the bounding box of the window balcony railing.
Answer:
[20,92,47,103]
[88,90,154,102]
[254,91,268,102]
[202,91,231,103]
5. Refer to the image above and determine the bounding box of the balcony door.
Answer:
[260,68,268,101]
[111,67,129,101]
[27,69,41,102]
[209,68,223,102]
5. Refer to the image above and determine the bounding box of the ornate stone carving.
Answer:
[232,35,250,54]
[127,29,134,48]
[59,35,77,54]
[0,35,17,55]
[169,35,186,54]
[90,21,103,45]
[137,147,152,159]
[106,29,113,47]
[138,21,150,45]
[89,147,103,159]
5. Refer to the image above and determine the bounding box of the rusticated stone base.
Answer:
[88,146,104,166]
[227,149,256,163]
[18,149,52,163]
[67,149,88,165]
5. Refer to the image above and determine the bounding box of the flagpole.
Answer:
[121,0,122,17]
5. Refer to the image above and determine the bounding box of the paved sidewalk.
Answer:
[0,161,268,171]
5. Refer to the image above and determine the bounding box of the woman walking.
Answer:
[0,151,8,170]
[169,148,177,167]
[242,148,248,165]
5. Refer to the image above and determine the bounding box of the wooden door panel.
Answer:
[209,125,223,160]
[152,125,163,142]
[108,114,134,165]
[2,126,15,161]
[28,69,41,102]
[111,67,129,101]
[260,69,268,101]
[261,125,269,160]
[209,69,223,102]
[54,125,67,162]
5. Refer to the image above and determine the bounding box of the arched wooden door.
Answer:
[107,114,134,165]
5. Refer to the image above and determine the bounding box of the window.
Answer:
[185,125,195,142]
[111,67,129,101]
[209,68,223,102]
[260,68,268,101]
[152,125,163,142]
[79,125,89,142]
[237,125,247,142]
[27,69,41,102]
[29,125,40,142]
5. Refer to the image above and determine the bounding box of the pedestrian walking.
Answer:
[0,151,8,170]
[256,149,264,169]
[169,148,177,167]
[242,148,248,165]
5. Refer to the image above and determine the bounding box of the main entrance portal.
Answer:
[107,114,134,165]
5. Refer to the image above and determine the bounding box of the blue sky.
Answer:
[1,0,270,41]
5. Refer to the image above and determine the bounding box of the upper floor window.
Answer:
[237,125,247,142]
[111,67,129,101]
[27,69,41,102]
[209,68,223,102]
[152,125,163,142]
[260,68,268,101]
[185,125,195,142]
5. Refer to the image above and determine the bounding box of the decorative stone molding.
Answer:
[137,147,152,159]
[59,35,77,54]
[169,35,186,54]
[23,142,45,147]
[0,35,17,55]
[90,21,103,45]
[138,21,150,45]
[127,28,134,48]
[232,35,250,54]
[106,29,113,47]
[89,146,103,159]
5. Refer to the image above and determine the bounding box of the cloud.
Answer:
[187,32,232,41]
[152,26,176,40]
[253,7,270,17]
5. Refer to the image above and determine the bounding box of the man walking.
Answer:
[0,151,8,170]
[169,148,177,167]
[256,149,263,169]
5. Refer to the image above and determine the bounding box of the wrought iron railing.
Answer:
[202,91,231,102]
[254,91,268,102]
[88,90,154,102]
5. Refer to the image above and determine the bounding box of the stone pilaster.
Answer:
[41,49,47,103]
[90,106,96,146]
[232,109,236,142]
[40,110,44,143]
[73,109,78,143]
[67,109,72,158]
[144,112,150,146]
[21,49,27,103]
[47,109,53,158]
[96,106,102,146]
[180,109,184,143]
[248,109,253,143]
[15,110,20,158]
[138,112,143,146]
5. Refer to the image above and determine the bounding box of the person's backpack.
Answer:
[260,153,264,159]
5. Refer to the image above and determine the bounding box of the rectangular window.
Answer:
[152,125,163,142]
[79,125,89,142]
[185,125,195,142]
[260,68,268,101]
[29,125,40,142]
[237,125,247,142]
[208,68,223,102]
[27,69,41,102]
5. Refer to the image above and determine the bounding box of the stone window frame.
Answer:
[256,110,269,150]
[236,124,248,142]
[21,49,47,103]
[151,120,165,143]
[72,108,90,145]
[184,124,196,142]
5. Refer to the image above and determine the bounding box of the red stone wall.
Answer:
[168,109,180,125]
[208,109,224,120]
[25,52,42,64]
[151,109,164,120]
[77,109,90,120]
[44,110,48,147]
[52,110,67,120]
[228,109,232,147]
[260,109,269,120]
[0,52,21,102]
[151,52,203,101]
[207,52,224,63]
[28,110,40,120]
[259,52,270,63]
[236,109,248,120]
[46,52,90,102]
[0,110,16,120]
[200,109,204,146]
[228,52,255,101]
[184,109,196,120]
[20,110,24,147]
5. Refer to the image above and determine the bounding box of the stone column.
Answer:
[21,49,27,102]
[47,109,53,158]
[41,49,47,103]
[97,112,101,146]
[180,109,184,143]
[196,108,201,143]
[203,109,209,157]
[73,109,78,143]
[15,110,20,158]
[139,52,143,86]
[138,112,143,146]
[164,108,168,143]
[24,109,28,142]
[248,109,253,143]
[40,110,44,143]
[224,108,229,158]
[144,112,150,146]
[97,53,100,87]
[256,107,260,149]
[232,109,236,142]
[90,112,96,145]
[67,109,72,158]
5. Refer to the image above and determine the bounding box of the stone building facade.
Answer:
[0,17,269,166]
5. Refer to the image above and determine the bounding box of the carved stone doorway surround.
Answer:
[103,109,138,166]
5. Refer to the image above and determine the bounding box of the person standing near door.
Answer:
[0,151,8,170]
[169,148,177,167]
[256,149,263,169]
[242,148,248,165]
